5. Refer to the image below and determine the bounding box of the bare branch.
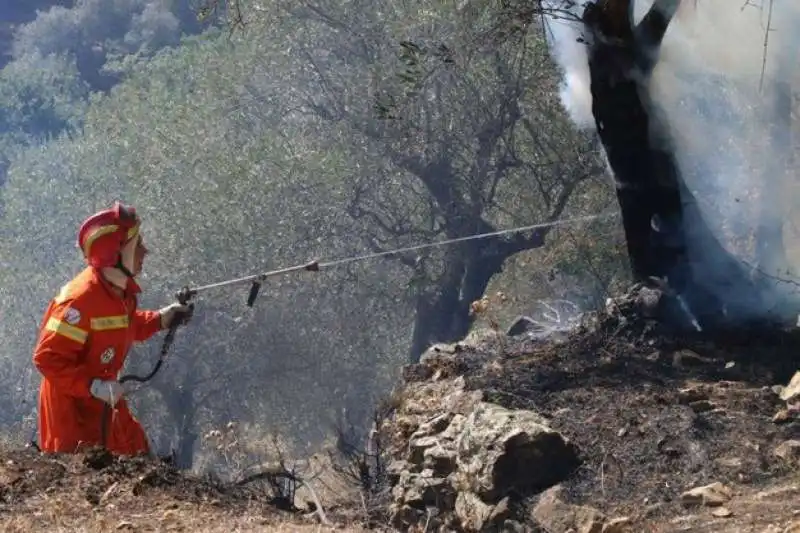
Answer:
[635,0,682,48]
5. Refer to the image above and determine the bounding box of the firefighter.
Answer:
[32,202,191,456]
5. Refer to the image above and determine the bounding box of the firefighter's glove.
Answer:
[159,302,193,330]
[90,379,125,407]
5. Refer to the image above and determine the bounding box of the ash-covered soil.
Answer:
[466,316,800,518]
[1,285,799,532]
[388,285,800,531]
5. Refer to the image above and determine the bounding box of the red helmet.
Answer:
[77,201,141,269]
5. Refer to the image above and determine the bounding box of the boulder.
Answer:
[388,399,580,532]
[453,402,581,502]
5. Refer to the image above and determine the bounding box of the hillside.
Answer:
[1,281,799,532]
[0,445,369,532]
[0,1,74,68]
[379,282,800,532]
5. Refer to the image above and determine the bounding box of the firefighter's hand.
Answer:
[90,379,125,406]
[159,302,193,330]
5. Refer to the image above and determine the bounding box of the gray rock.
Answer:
[453,402,581,502]
[773,440,800,467]
[388,398,580,532]
[409,435,440,465]
[423,444,457,476]
[532,485,606,533]
[439,414,467,441]
[680,482,733,507]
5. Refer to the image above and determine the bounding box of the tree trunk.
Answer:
[581,0,780,328]
[407,229,546,362]
[175,427,198,470]
[408,249,467,361]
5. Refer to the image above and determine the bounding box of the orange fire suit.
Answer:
[32,266,163,455]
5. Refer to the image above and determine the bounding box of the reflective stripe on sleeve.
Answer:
[45,318,88,344]
[90,315,130,330]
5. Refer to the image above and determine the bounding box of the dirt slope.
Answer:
[1,284,798,532]
[467,319,799,515]
[380,284,800,532]
[0,446,367,532]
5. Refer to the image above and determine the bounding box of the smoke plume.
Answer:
[545,0,800,313]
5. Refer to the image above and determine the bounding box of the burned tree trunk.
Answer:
[580,0,778,328]
[400,159,550,362]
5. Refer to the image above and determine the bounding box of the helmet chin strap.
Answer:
[99,257,135,294]
[115,235,139,280]
[115,257,135,279]
[108,243,137,293]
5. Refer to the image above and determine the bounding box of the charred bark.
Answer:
[409,273,464,362]
[407,250,504,362]
[581,0,778,328]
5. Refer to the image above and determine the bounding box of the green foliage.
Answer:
[255,0,622,357]
[0,0,628,466]
[0,53,89,147]
[12,0,183,63]
[0,26,411,459]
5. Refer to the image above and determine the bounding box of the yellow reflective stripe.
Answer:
[90,315,129,331]
[82,224,120,257]
[45,318,88,344]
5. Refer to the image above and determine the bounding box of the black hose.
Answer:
[100,301,193,450]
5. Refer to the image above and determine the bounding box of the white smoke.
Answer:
[545,0,800,293]
[646,0,797,250]
[543,14,594,129]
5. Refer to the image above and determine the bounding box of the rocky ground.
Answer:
[0,283,798,532]
[0,445,369,532]
[379,283,800,532]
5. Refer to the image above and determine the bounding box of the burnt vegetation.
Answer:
[381,284,800,530]
[578,0,798,331]
[0,0,798,530]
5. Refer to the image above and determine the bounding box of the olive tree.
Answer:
[240,0,610,360]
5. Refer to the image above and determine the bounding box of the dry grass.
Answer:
[0,478,373,532]
[0,445,377,533]
[0,510,367,533]
[0,503,312,532]
[646,481,800,533]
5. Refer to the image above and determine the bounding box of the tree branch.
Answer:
[636,0,681,48]
[634,0,682,71]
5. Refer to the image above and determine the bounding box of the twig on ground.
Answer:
[423,508,432,532]
[302,479,332,526]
